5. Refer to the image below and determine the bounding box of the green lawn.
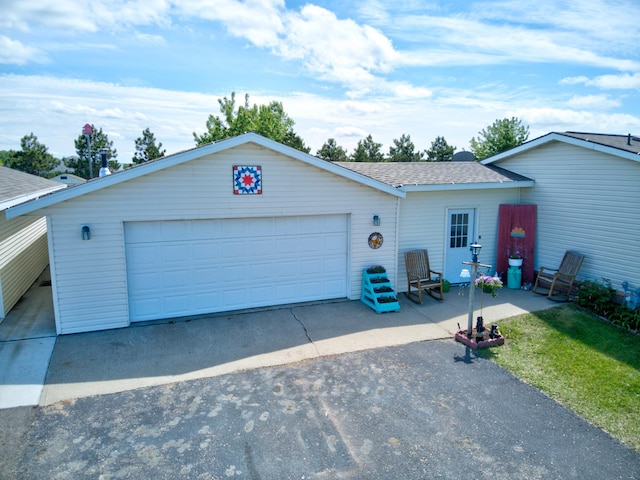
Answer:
[478,305,640,452]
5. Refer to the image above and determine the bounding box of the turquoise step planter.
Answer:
[361,268,400,313]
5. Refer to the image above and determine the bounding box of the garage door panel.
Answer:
[125,216,348,322]
[130,298,161,320]
[164,294,192,316]
[163,269,191,290]
[193,241,219,262]
[126,244,160,267]
[161,244,191,264]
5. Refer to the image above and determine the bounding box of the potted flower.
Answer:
[508,250,523,267]
[475,274,503,297]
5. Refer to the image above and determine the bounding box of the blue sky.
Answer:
[1,0,639,162]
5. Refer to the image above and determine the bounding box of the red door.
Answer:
[497,204,537,285]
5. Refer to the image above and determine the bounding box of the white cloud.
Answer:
[514,107,640,135]
[277,4,398,95]
[561,72,640,90]
[135,33,167,45]
[175,0,285,48]
[566,94,621,110]
[0,35,44,64]
[1,0,173,32]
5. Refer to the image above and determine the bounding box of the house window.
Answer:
[449,213,469,248]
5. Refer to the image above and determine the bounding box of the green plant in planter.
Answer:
[442,279,451,293]
[475,274,503,297]
[367,265,386,274]
[374,286,394,293]
[377,296,398,303]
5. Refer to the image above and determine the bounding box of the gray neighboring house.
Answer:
[0,167,65,319]
[50,173,86,186]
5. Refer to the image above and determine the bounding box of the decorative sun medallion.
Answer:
[368,232,383,249]
[233,165,262,194]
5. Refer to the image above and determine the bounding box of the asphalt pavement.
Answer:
[8,340,640,479]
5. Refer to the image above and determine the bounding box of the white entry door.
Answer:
[124,215,349,322]
[444,208,476,283]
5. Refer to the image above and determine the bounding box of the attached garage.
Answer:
[7,134,402,334]
[124,215,349,321]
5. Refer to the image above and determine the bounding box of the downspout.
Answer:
[394,196,401,290]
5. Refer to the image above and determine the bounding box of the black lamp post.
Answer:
[470,242,482,263]
[462,240,491,338]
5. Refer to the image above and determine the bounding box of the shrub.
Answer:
[573,280,640,331]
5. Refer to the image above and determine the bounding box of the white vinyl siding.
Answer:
[496,141,640,288]
[397,188,521,290]
[0,215,49,317]
[41,144,398,334]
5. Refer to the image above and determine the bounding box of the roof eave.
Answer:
[2,184,67,214]
[482,132,640,164]
[401,180,534,192]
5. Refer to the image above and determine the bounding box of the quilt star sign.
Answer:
[233,165,262,195]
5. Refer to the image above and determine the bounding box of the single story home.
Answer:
[0,167,65,319]
[6,131,637,335]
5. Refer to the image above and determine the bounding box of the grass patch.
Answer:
[478,304,640,452]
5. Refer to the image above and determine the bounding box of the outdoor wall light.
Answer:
[373,215,380,226]
[469,242,482,263]
[81,225,91,241]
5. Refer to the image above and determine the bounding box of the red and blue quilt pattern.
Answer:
[233,165,262,195]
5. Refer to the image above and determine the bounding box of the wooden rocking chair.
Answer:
[404,249,444,303]
[533,250,585,301]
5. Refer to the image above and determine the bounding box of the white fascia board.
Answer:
[482,132,640,165]
[1,185,66,214]
[6,133,403,219]
[400,180,535,192]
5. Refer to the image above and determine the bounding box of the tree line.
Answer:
[1,91,529,179]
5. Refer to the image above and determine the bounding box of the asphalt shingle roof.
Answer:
[0,166,63,207]
[559,132,640,155]
[334,161,531,188]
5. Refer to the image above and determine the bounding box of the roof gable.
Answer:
[483,132,640,165]
[0,167,65,211]
[6,133,404,219]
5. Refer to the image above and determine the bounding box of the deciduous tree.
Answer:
[470,117,530,160]
[193,92,310,153]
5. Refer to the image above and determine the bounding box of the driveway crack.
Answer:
[290,309,320,356]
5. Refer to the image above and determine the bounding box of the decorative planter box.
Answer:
[361,268,400,313]
[454,329,504,350]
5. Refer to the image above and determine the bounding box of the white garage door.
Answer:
[124,215,348,322]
